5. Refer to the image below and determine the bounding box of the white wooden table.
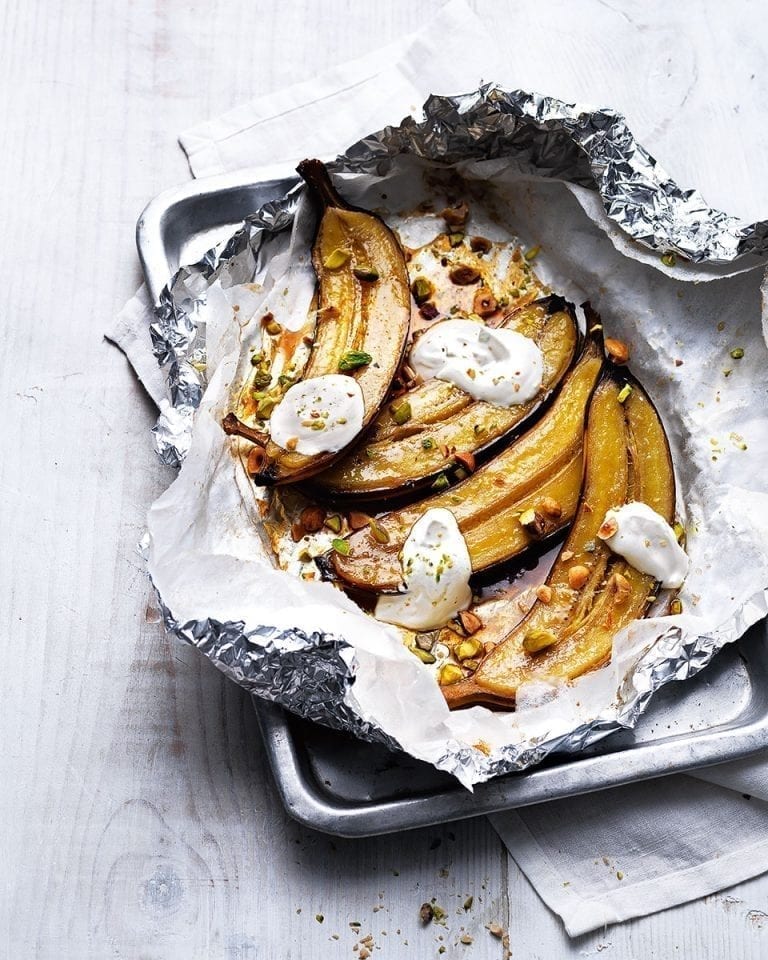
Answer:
[3,1,768,956]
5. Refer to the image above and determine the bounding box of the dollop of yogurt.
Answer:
[270,375,364,455]
[409,319,543,407]
[375,508,472,631]
[601,502,689,589]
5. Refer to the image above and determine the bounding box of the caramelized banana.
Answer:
[313,297,579,498]
[330,334,604,590]
[442,359,676,709]
[226,159,411,484]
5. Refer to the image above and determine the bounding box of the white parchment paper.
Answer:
[147,157,768,787]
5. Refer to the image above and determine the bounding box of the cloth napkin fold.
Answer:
[109,0,768,937]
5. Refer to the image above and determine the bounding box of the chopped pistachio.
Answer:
[670,598,683,615]
[448,232,464,247]
[438,663,464,685]
[324,514,342,534]
[368,519,390,544]
[661,252,676,267]
[413,647,436,665]
[331,538,350,556]
[432,473,450,491]
[391,400,412,425]
[323,248,350,269]
[730,347,744,360]
[617,383,633,404]
[456,638,483,661]
[524,244,541,261]
[421,437,435,450]
[353,265,379,282]
[523,627,558,654]
[250,352,264,366]
[251,370,272,389]
[265,319,282,336]
[411,277,433,304]
[338,350,373,371]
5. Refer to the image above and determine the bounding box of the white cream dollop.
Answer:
[269,374,364,455]
[601,502,689,589]
[374,508,472,632]
[409,319,543,407]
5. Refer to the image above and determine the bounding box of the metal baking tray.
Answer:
[137,168,768,837]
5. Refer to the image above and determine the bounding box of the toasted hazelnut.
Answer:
[246,446,266,476]
[611,572,632,604]
[449,264,481,285]
[597,517,619,540]
[470,235,492,254]
[347,510,371,531]
[299,505,325,534]
[568,564,590,590]
[459,609,483,634]
[284,436,298,452]
[454,451,477,474]
[441,201,469,228]
[473,288,497,317]
[535,584,553,604]
[540,496,562,519]
[605,337,630,364]
[520,508,546,537]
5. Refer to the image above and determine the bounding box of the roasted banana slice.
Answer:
[442,358,679,709]
[313,297,579,498]
[330,333,605,591]
[224,159,411,484]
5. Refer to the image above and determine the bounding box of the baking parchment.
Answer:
[145,87,768,787]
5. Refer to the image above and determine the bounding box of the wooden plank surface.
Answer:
[2,1,767,957]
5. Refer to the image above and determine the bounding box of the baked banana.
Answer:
[330,332,604,591]
[224,159,411,484]
[313,297,579,498]
[442,356,680,709]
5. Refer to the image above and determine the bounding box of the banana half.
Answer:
[330,331,605,591]
[441,356,676,710]
[225,159,411,485]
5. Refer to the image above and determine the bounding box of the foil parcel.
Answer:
[145,85,768,786]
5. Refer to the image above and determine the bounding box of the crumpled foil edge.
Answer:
[146,84,768,783]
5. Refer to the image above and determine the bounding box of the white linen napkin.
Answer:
[108,0,768,936]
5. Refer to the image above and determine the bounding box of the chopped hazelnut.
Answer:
[536,584,553,604]
[610,572,632,604]
[459,609,483,634]
[470,235,492,254]
[597,517,619,540]
[473,287,497,317]
[299,505,325,534]
[449,264,481,285]
[605,337,630,365]
[348,511,371,531]
[568,564,590,589]
[540,496,562,519]
[246,446,266,476]
[454,451,477,474]
[441,201,469,228]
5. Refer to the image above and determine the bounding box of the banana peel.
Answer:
[330,332,605,591]
[313,296,579,498]
[442,355,676,709]
[224,159,411,484]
